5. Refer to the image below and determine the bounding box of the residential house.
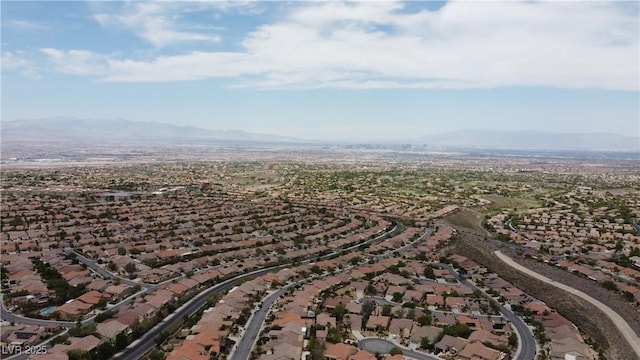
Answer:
[365,316,390,331]
[96,320,129,342]
[435,335,469,355]
[457,341,502,360]
[410,326,443,346]
[388,318,413,338]
[324,342,357,360]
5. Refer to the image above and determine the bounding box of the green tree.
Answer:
[50,334,69,346]
[310,339,326,360]
[331,303,346,322]
[148,349,165,360]
[624,291,636,303]
[508,332,518,347]
[602,280,618,291]
[270,279,281,289]
[424,265,436,279]
[420,337,432,350]
[97,298,108,309]
[124,262,137,275]
[115,332,129,351]
[67,349,90,360]
[417,313,432,326]
[95,310,115,323]
[443,322,472,338]
[72,325,96,337]
[326,326,342,343]
[107,261,117,271]
[94,342,115,360]
[389,347,403,355]
[365,283,376,296]
[362,301,375,317]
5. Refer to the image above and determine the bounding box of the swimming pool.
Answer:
[41,306,56,315]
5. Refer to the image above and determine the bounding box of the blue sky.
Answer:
[2,0,638,140]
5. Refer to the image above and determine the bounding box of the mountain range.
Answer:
[1,117,638,152]
[1,118,302,145]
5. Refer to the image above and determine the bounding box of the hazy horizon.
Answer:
[2,1,639,140]
[3,116,640,144]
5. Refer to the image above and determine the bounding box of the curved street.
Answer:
[67,249,153,289]
[435,263,536,360]
[372,228,433,260]
[112,222,403,359]
[2,223,401,326]
[495,250,640,358]
[358,338,438,360]
[227,227,431,360]
[112,263,294,360]
[2,222,413,360]
[0,247,176,329]
[229,284,297,360]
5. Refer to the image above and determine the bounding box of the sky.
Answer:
[1,0,639,141]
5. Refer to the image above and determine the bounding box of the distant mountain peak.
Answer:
[1,117,305,145]
[2,118,637,152]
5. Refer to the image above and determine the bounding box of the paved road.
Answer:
[67,249,154,289]
[228,224,428,360]
[0,299,76,328]
[0,247,172,330]
[114,222,404,359]
[436,263,536,360]
[112,263,293,360]
[373,228,433,260]
[229,286,290,360]
[1,286,153,328]
[0,285,158,347]
[495,250,640,358]
[2,221,401,324]
[358,338,438,360]
[631,218,640,235]
[2,222,404,359]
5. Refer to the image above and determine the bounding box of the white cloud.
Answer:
[4,19,49,30]
[1,51,42,79]
[289,1,404,27]
[42,1,640,90]
[94,2,221,47]
[39,48,111,76]
[2,51,31,70]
